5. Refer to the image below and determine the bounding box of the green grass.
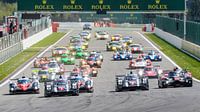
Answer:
[0,32,65,81]
[145,33,200,79]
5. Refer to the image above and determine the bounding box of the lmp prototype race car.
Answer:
[158,68,193,88]
[106,41,122,51]
[88,51,103,62]
[115,71,149,91]
[55,53,75,65]
[52,47,69,57]
[129,58,149,69]
[81,56,102,68]
[143,65,162,78]
[70,73,94,93]
[44,76,80,97]
[111,34,122,41]
[128,44,143,53]
[9,76,40,94]
[143,50,162,61]
[48,60,65,74]
[95,31,109,40]
[113,50,133,60]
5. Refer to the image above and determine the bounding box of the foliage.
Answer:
[0,1,16,22]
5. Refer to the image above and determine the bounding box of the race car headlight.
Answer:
[71,58,75,60]
[118,80,122,85]
[10,87,14,91]
[92,71,97,74]
[99,55,103,59]
[72,52,76,55]
[84,52,88,56]
[112,37,115,40]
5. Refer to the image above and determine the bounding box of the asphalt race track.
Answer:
[0,27,200,112]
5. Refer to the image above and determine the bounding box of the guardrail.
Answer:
[155,27,200,60]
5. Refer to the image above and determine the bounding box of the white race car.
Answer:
[129,58,147,69]
[95,31,109,40]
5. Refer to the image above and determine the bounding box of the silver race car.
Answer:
[115,71,149,91]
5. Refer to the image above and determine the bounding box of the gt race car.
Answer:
[95,31,109,40]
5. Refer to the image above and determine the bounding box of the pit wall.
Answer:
[22,26,52,50]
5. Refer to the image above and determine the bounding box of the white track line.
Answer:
[137,32,200,83]
[0,30,73,87]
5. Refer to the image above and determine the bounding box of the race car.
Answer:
[80,65,98,77]
[56,53,75,65]
[83,24,92,30]
[44,76,79,97]
[129,58,147,69]
[70,35,82,40]
[120,36,133,46]
[52,47,69,57]
[79,31,91,41]
[128,44,143,53]
[88,51,103,62]
[33,57,50,68]
[72,48,89,59]
[48,60,65,74]
[69,43,87,51]
[38,69,50,82]
[115,71,149,91]
[95,31,109,40]
[111,34,122,41]
[113,50,133,60]
[158,68,193,88]
[143,65,162,78]
[9,76,40,94]
[81,56,102,68]
[70,38,89,48]
[106,41,122,51]
[70,73,94,93]
[143,50,162,61]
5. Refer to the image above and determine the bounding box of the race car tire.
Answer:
[72,90,79,96]
[44,93,52,97]
[9,91,16,95]
[186,80,193,87]
[115,87,122,92]
[34,90,40,94]
[88,88,94,93]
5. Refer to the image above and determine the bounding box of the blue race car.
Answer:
[113,50,133,60]
[144,50,162,61]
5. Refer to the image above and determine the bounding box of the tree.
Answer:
[188,0,200,22]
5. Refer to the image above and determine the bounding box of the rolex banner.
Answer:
[17,0,185,12]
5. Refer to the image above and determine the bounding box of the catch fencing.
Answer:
[156,16,200,46]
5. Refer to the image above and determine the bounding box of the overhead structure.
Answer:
[17,0,185,13]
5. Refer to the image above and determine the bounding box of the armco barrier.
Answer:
[22,27,52,50]
[155,28,182,49]
[155,27,200,59]
[182,40,200,58]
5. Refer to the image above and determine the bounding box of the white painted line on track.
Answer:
[136,32,200,83]
[0,30,73,87]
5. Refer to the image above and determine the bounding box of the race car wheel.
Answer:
[88,88,94,93]
[34,90,40,94]
[115,87,122,92]
[186,80,193,87]
[72,90,79,96]
[44,93,52,97]
[9,91,16,95]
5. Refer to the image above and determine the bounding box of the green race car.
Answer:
[73,48,89,59]
[56,54,75,65]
